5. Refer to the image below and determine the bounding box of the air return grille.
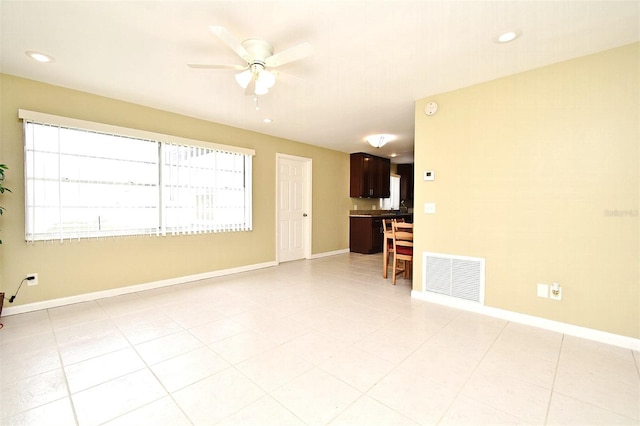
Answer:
[423,252,485,304]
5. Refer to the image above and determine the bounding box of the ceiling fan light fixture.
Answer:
[254,84,269,95]
[366,134,394,148]
[257,69,276,89]
[236,65,276,95]
[254,69,276,95]
[235,69,253,89]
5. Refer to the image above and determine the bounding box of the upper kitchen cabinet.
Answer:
[350,153,390,198]
[397,163,414,202]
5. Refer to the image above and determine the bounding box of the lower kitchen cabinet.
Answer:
[349,216,384,254]
[349,214,414,254]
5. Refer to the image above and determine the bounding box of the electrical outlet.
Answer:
[550,283,562,301]
[26,273,38,286]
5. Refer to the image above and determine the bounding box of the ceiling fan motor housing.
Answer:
[242,39,274,63]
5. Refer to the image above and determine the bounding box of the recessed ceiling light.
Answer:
[263,118,272,124]
[26,51,55,63]
[496,31,519,43]
[390,153,397,158]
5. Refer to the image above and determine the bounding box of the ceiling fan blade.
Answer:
[208,26,251,63]
[188,63,247,70]
[265,42,313,68]
[244,74,257,96]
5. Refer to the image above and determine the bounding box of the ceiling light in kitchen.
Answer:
[366,134,395,148]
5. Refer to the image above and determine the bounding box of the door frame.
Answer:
[275,153,312,263]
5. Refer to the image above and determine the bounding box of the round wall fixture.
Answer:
[424,101,438,116]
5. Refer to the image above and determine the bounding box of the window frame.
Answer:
[20,109,255,242]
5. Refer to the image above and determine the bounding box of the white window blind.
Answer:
[20,110,254,242]
[162,143,252,235]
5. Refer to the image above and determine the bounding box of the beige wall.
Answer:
[414,43,639,338]
[0,74,351,305]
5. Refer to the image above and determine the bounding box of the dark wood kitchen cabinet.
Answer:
[397,163,414,202]
[349,216,384,254]
[349,213,413,254]
[350,153,390,198]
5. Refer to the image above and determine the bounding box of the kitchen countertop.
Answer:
[349,210,412,218]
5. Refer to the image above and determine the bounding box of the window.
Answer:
[380,174,400,210]
[21,110,254,242]
[161,143,252,234]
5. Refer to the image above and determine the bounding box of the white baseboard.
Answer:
[12,253,632,352]
[411,290,639,351]
[2,250,348,316]
[2,260,278,317]
[310,248,349,259]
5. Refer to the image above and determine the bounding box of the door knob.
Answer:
[303,213,308,217]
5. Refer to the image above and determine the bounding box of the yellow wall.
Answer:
[414,43,639,338]
[0,74,351,305]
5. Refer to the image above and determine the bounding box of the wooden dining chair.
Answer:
[382,218,404,279]
[391,221,413,285]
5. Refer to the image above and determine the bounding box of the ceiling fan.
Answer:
[188,26,313,96]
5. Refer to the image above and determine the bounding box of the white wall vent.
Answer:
[423,252,485,304]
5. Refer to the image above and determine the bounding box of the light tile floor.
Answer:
[1,253,638,425]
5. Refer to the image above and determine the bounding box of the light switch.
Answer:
[423,171,435,181]
[424,203,436,214]
[537,283,549,298]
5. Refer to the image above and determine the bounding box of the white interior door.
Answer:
[277,154,311,262]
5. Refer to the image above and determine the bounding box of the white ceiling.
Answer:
[1,1,638,163]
